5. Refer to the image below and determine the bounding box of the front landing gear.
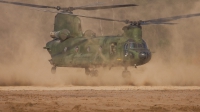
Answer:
[122,66,134,85]
[51,66,56,74]
[122,70,131,78]
[122,67,131,78]
[85,68,98,77]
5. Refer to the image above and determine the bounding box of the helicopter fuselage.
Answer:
[45,27,151,69]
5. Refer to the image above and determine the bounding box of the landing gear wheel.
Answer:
[51,66,56,74]
[122,70,131,78]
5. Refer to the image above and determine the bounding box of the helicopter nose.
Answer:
[139,52,147,59]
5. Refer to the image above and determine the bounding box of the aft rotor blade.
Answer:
[78,2,105,8]
[142,13,200,25]
[35,9,127,23]
[0,0,56,9]
[66,4,138,11]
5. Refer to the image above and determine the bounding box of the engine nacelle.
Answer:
[50,29,70,41]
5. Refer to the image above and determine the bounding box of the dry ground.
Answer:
[0,86,200,112]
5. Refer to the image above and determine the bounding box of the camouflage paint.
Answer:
[54,14,83,37]
[45,15,151,68]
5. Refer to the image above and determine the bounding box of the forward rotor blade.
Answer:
[0,0,56,9]
[33,9,200,26]
[0,0,137,12]
[65,4,138,11]
[35,9,127,23]
[142,13,200,25]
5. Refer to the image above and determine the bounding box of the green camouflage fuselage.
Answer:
[45,14,151,68]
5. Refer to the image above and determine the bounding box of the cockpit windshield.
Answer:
[142,43,147,48]
[128,42,147,49]
[129,43,136,49]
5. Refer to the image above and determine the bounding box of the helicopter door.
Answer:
[109,42,117,59]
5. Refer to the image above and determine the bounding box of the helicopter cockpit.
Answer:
[124,40,151,66]
[125,41,147,50]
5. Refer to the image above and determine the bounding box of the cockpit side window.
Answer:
[125,43,129,50]
[142,43,147,49]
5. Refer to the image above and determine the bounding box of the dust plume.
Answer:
[0,0,200,86]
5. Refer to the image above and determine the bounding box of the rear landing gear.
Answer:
[51,66,56,74]
[85,68,98,77]
[122,67,131,78]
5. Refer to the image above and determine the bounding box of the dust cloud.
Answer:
[0,0,200,86]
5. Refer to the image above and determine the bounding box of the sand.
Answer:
[0,86,200,112]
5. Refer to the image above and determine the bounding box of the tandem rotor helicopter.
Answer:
[1,0,200,77]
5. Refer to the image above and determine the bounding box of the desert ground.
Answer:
[0,86,200,112]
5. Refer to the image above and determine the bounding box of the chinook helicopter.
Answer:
[1,1,200,77]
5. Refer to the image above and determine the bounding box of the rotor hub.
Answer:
[56,6,61,10]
